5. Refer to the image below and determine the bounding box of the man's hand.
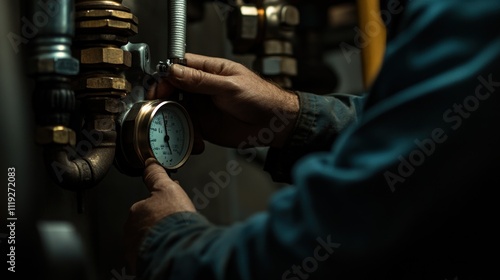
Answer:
[124,158,196,273]
[148,53,299,148]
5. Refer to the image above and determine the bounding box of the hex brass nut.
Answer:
[76,19,138,36]
[28,57,79,76]
[75,0,125,10]
[36,126,76,146]
[76,76,132,92]
[75,9,138,25]
[103,98,124,114]
[78,47,132,68]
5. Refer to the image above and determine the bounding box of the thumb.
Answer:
[143,158,174,192]
[167,64,237,96]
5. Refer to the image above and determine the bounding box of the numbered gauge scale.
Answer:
[116,100,194,174]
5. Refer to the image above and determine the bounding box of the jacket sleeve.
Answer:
[264,91,365,183]
[137,1,500,279]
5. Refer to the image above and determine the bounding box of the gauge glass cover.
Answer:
[148,102,192,169]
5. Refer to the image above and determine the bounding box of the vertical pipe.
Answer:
[167,0,187,59]
[27,0,78,127]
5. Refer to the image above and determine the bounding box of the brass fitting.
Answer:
[75,9,138,24]
[73,1,137,99]
[75,76,131,94]
[33,0,139,194]
[74,1,139,39]
[75,7,138,37]
[36,126,77,146]
[77,47,132,69]
[76,19,138,37]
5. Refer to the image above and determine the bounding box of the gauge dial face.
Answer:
[148,102,192,169]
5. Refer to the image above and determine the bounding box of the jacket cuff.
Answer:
[264,91,363,183]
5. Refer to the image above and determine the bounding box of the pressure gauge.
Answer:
[147,101,193,168]
[116,100,194,175]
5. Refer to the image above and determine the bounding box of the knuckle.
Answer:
[232,61,247,72]
[222,60,244,76]
[225,76,242,93]
[143,171,160,186]
[190,69,206,88]
[129,201,142,215]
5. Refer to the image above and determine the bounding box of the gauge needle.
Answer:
[162,113,173,155]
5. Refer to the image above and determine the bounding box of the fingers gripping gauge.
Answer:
[116,100,194,175]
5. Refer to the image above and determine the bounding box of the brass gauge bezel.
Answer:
[133,100,194,170]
